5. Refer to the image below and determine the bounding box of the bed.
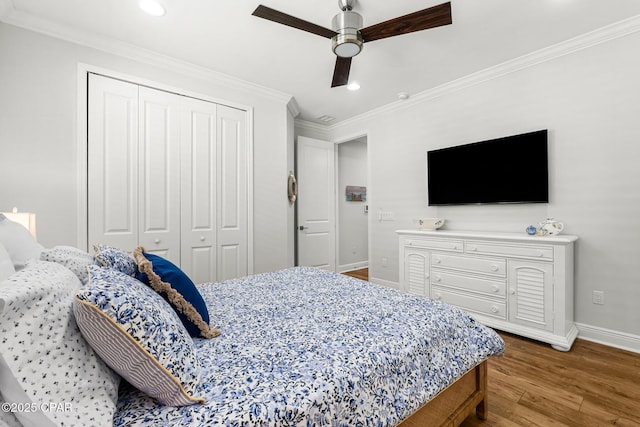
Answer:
[0,224,504,427]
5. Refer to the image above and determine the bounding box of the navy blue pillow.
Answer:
[135,251,218,339]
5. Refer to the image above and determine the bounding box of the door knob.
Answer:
[298,225,305,230]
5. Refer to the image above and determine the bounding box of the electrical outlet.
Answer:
[592,290,605,305]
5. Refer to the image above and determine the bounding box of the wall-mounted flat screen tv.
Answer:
[427,129,548,206]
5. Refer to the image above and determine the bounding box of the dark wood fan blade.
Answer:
[252,5,336,39]
[360,2,451,43]
[331,56,352,88]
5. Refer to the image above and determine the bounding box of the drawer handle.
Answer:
[200,236,206,242]
[510,288,516,295]
[469,246,477,251]
[538,251,544,257]
[490,264,499,272]
[434,276,441,282]
[433,258,441,264]
[491,285,499,292]
[434,293,442,300]
[491,306,499,314]
[453,245,459,250]
[154,239,161,244]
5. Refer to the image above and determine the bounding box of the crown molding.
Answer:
[0,5,293,105]
[294,119,331,140]
[324,13,640,133]
[287,97,301,118]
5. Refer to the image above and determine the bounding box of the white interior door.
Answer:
[137,86,181,264]
[296,136,336,271]
[180,97,217,284]
[87,74,139,251]
[88,73,249,282]
[216,105,248,280]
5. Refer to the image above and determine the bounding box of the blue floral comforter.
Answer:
[114,267,504,426]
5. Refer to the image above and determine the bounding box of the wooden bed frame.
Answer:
[398,361,488,427]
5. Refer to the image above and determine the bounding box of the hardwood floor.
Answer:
[342,268,368,281]
[462,332,640,427]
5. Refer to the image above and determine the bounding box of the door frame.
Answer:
[332,132,369,274]
[76,63,255,274]
[295,131,370,273]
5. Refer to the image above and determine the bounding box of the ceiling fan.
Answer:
[252,0,452,88]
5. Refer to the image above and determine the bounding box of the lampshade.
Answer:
[2,208,37,238]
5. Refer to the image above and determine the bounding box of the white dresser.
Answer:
[397,230,578,351]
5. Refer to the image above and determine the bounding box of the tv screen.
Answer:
[427,130,548,206]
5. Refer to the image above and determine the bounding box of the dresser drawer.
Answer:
[465,240,553,260]
[405,238,463,252]
[431,253,506,277]
[431,287,507,320]
[430,270,506,298]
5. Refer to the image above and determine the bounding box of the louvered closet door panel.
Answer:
[137,87,181,264]
[180,98,217,284]
[217,105,247,280]
[88,74,139,250]
[508,260,554,331]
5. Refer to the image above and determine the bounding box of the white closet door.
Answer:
[217,105,247,280]
[180,98,217,284]
[137,87,181,264]
[88,74,139,250]
[88,74,249,280]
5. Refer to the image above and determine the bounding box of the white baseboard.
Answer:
[339,262,368,273]
[370,277,400,290]
[576,322,640,354]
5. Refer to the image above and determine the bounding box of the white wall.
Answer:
[338,139,368,271]
[0,22,294,274]
[299,29,640,345]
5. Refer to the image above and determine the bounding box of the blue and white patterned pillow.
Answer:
[0,261,120,427]
[93,244,137,276]
[74,265,204,406]
[40,245,95,284]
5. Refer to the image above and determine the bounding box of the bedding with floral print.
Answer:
[75,265,204,406]
[114,267,504,425]
[93,244,137,276]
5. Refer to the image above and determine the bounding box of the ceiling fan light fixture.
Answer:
[331,10,363,58]
[332,33,363,57]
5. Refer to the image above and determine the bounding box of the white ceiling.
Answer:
[2,0,640,125]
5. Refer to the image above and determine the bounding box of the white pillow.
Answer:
[0,215,43,271]
[0,243,14,282]
[0,261,120,427]
[39,246,94,285]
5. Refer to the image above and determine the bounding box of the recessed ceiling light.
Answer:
[139,0,165,17]
[347,82,360,91]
